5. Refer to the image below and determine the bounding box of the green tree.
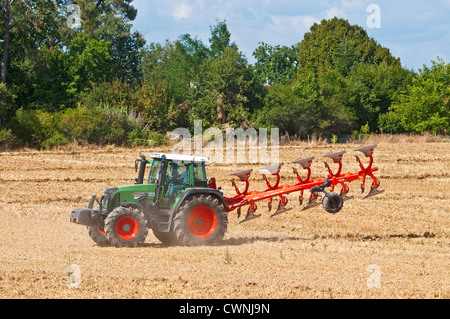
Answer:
[190,46,260,127]
[28,45,72,111]
[66,33,113,96]
[209,18,234,58]
[73,0,144,85]
[380,58,450,134]
[140,20,262,131]
[0,0,71,121]
[292,18,411,133]
[140,39,196,130]
[76,0,137,34]
[256,83,318,137]
[332,36,359,76]
[298,17,399,74]
[253,42,300,85]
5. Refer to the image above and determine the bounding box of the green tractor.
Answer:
[70,153,228,247]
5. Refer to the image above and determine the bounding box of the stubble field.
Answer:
[0,140,449,299]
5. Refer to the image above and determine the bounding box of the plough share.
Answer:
[223,144,384,223]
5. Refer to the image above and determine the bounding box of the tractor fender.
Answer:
[120,202,143,211]
[171,188,226,214]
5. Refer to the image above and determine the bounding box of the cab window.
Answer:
[166,162,189,185]
[148,159,161,184]
[192,163,207,186]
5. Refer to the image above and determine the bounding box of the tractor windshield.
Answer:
[148,159,161,184]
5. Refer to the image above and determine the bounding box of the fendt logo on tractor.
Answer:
[70,146,384,247]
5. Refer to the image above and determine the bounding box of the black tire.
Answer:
[173,195,228,246]
[152,229,178,246]
[104,207,149,247]
[322,192,344,214]
[87,225,111,247]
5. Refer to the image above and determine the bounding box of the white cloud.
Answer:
[268,14,318,34]
[325,0,369,19]
[171,2,193,20]
[326,6,346,19]
[341,0,368,10]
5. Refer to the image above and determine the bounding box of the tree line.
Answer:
[0,0,449,149]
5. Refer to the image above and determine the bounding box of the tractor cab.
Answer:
[144,153,210,207]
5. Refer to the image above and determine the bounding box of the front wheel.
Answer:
[87,225,111,247]
[173,195,228,246]
[104,207,149,247]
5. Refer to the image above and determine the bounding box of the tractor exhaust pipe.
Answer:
[135,153,147,185]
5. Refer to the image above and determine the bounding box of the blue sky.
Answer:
[131,0,450,71]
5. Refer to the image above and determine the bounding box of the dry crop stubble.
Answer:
[0,142,448,298]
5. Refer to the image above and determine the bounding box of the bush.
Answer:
[56,106,139,146]
[8,106,148,149]
[126,128,148,147]
[0,128,16,150]
[147,132,168,147]
[41,132,69,149]
[13,109,47,147]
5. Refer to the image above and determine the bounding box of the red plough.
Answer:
[223,144,384,223]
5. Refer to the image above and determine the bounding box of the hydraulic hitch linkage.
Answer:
[222,145,384,223]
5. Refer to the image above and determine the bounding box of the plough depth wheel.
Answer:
[322,192,344,214]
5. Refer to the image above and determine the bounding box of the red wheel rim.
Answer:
[115,216,139,240]
[187,206,217,239]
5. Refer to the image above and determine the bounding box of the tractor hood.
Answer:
[114,184,157,204]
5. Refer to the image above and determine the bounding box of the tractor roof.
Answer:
[149,153,210,163]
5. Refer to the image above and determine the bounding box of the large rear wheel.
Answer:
[173,195,228,246]
[104,207,149,247]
